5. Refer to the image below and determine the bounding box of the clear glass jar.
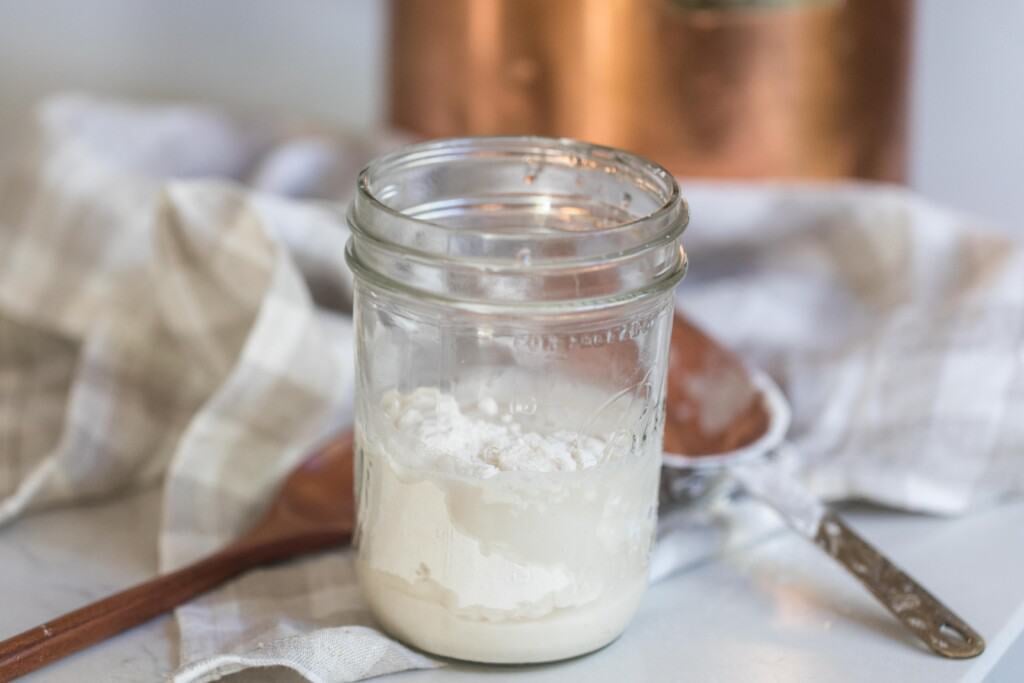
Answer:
[346,137,687,664]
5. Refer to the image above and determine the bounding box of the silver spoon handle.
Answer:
[813,511,985,659]
[732,463,985,659]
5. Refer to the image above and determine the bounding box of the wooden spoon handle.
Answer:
[0,547,251,681]
[0,528,350,681]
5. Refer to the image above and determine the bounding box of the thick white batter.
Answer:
[355,386,661,663]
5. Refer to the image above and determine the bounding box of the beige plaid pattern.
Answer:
[0,96,435,682]
[1,96,1022,682]
[680,183,1024,514]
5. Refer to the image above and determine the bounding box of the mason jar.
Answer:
[346,137,687,663]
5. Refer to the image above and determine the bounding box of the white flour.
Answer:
[379,387,607,476]
[356,386,661,663]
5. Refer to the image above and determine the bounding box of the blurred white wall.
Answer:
[909,0,1024,232]
[0,0,1021,231]
[0,0,386,132]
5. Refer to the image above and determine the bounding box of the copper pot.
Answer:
[390,0,911,181]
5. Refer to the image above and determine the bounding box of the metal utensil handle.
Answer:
[814,511,985,659]
[731,460,985,660]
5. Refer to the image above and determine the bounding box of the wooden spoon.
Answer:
[0,432,356,681]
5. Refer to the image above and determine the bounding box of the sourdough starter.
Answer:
[355,386,661,663]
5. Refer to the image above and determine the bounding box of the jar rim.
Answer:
[346,136,688,310]
[356,136,683,244]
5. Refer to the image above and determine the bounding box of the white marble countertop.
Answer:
[2,486,1023,683]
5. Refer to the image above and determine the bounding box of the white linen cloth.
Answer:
[0,95,1021,682]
